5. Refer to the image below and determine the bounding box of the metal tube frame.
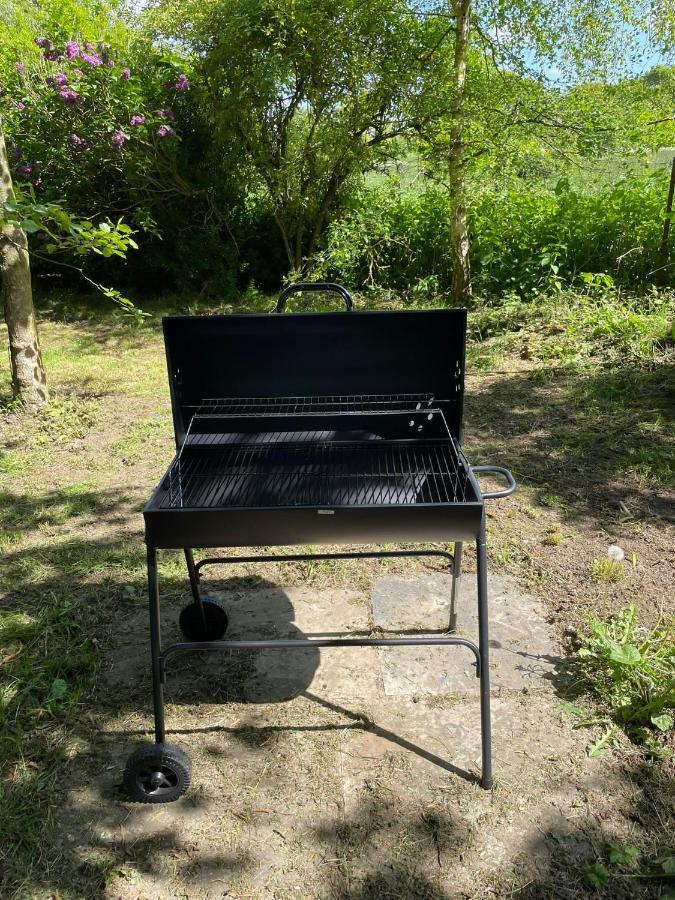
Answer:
[145,537,493,790]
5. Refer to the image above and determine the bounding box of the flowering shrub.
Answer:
[2,31,191,232]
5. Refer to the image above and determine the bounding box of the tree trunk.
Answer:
[448,0,472,306]
[0,123,48,406]
[274,210,304,274]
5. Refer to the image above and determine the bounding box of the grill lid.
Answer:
[162,286,466,447]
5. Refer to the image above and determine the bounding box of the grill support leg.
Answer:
[147,545,166,745]
[449,541,462,632]
[476,517,492,789]
[184,548,207,629]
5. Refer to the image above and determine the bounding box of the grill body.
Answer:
[145,308,477,546]
[125,284,517,805]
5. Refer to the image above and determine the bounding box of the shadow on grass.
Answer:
[465,363,674,522]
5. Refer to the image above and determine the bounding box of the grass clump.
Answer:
[589,557,625,583]
[576,604,674,752]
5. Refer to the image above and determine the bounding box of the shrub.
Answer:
[312,171,672,298]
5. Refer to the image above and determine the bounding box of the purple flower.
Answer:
[84,42,95,50]
[8,143,22,161]
[54,71,68,86]
[106,58,115,67]
[121,67,131,79]
[58,88,79,105]
[129,114,145,126]
[16,163,33,178]
[112,130,127,149]
[80,52,102,67]
[156,124,175,138]
[66,40,79,59]
[15,62,26,74]
[15,101,25,111]
[45,76,55,87]
[68,133,86,149]
[157,107,174,121]
[34,36,50,48]
[44,49,62,61]
[71,68,84,78]
[167,73,189,92]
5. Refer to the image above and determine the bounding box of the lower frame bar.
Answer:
[194,548,454,576]
[160,635,481,679]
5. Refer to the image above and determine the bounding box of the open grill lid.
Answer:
[162,285,467,449]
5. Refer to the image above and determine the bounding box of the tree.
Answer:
[422,0,675,304]
[0,123,47,406]
[147,0,446,273]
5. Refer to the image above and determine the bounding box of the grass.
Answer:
[0,284,673,897]
[589,557,626,584]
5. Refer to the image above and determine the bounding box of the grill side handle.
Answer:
[276,281,354,313]
[471,465,517,500]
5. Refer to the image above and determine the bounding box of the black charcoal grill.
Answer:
[123,283,516,803]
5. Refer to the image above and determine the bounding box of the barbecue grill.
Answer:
[123,282,516,803]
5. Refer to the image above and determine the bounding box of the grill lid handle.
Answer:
[276,282,354,313]
[471,465,517,499]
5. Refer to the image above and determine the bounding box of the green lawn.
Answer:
[0,287,673,898]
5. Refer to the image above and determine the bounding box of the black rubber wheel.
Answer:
[179,597,228,641]
[123,743,191,803]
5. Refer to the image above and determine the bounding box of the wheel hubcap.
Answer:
[136,764,179,796]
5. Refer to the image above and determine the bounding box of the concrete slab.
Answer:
[373,574,561,696]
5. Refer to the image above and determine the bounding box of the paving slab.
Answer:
[373,573,561,696]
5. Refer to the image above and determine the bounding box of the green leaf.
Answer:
[608,643,641,666]
[660,855,675,876]
[650,713,673,732]
[607,842,639,866]
[20,219,39,234]
[50,678,67,700]
[587,726,615,757]
[584,862,609,889]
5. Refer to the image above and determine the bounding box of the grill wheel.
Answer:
[179,597,228,641]
[123,744,191,803]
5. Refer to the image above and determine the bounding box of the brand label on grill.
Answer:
[318,509,335,515]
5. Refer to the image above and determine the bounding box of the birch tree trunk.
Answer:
[448,0,472,305]
[0,123,48,406]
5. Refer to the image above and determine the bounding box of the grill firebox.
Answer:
[123,283,516,805]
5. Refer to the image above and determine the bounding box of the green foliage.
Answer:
[588,557,625,583]
[0,2,223,293]
[577,604,675,737]
[313,168,674,298]
[584,861,609,889]
[148,0,446,271]
[585,843,675,894]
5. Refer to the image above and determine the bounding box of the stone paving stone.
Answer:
[372,573,561,696]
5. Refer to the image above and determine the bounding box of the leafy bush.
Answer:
[577,604,674,738]
[312,171,672,298]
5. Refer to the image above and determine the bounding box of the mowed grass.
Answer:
[0,286,673,897]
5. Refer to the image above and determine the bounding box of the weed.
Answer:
[589,557,625,583]
[109,418,169,463]
[585,843,675,894]
[33,396,99,445]
[543,528,561,546]
[540,493,568,509]
[576,604,674,743]
[0,451,32,476]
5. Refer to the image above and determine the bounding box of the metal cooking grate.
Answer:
[162,437,470,510]
[190,393,440,417]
